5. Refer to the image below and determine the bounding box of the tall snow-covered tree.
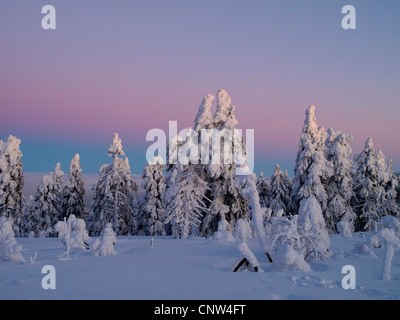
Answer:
[87,133,138,236]
[290,105,333,219]
[137,156,166,236]
[270,164,292,217]
[257,172,270,209]
[324,129,356,233]
[384,159,399,217]
[31,163,64,237]
[61,154,85,219]
[20,195,35,237]
[163,133,185,236]
[200,90,249,236]
[164,164,209,239]
[0,135,25,236]
[353,138,386,231]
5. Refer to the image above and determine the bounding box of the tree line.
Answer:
[0,90,399,238]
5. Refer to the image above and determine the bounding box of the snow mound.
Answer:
[213,219,235,242]
[273,243,311,272]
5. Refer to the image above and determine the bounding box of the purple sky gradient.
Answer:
[1,0,399,175]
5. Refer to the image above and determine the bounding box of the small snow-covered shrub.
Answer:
[54,215,90,252]
[233,218,252,242]
[268,216,302,257]
[91,223,117,256]
[297,197,331,261]
[213,218,235,241]
[272,243,311,272]
[0,216,25,262]
[337,218,353,238]
[380,215,400,235]
[351,243,377,257]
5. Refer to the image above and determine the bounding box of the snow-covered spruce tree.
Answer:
[383,159,399,217]
[164,164,209,239]
[324,128,356,234]
[290,105,333,221]
[61,154,85,219]
[256,172,270,209]
[0,135,25,236]
[30,164,64,237]
[270,164,292,217]
[91,222,117,256]
[137,156,166,236]
[0,216,25,262]
[194,93,214,132]
[20,195,35,238]
[353,138,387,231]
[88,133,138,236]
[200,90,249,236]
[163,133,185,236]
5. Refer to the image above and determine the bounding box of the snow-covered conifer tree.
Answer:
[88,133,138,236]
[30,164,64,237]
[0,216,25,262]
[353,138,387,231]
[61,154,85,219]
[91,223,117,256]
[194,94,214,132]
[290,105,333,220]
[201,90,249,236]
[256,172,270,209]
[270,164,292,217]
[20,195,35,237]
[137,156,166,236]
[164,165,208,239]
[324,128,356,233]
[0,135,25,236]
[383,159,399,217]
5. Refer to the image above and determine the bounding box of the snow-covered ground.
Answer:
[1,233,400,300]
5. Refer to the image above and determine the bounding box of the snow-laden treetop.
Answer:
[109,133,125,159]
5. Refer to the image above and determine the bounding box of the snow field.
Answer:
[1,233,400,300]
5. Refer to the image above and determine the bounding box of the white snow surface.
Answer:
[1,233,400,300]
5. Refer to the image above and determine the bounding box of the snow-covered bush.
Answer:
[213,218,235,241]
[272,243,311,272]
[337,217,353,238]
[0,216,25,262]
[268,215,302,257]
[91,223,117,256]
[380,215,400,235]
[54,215,90,252]
[233,241,262,273]
[297,196,332,261]
[233,218,252,242]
